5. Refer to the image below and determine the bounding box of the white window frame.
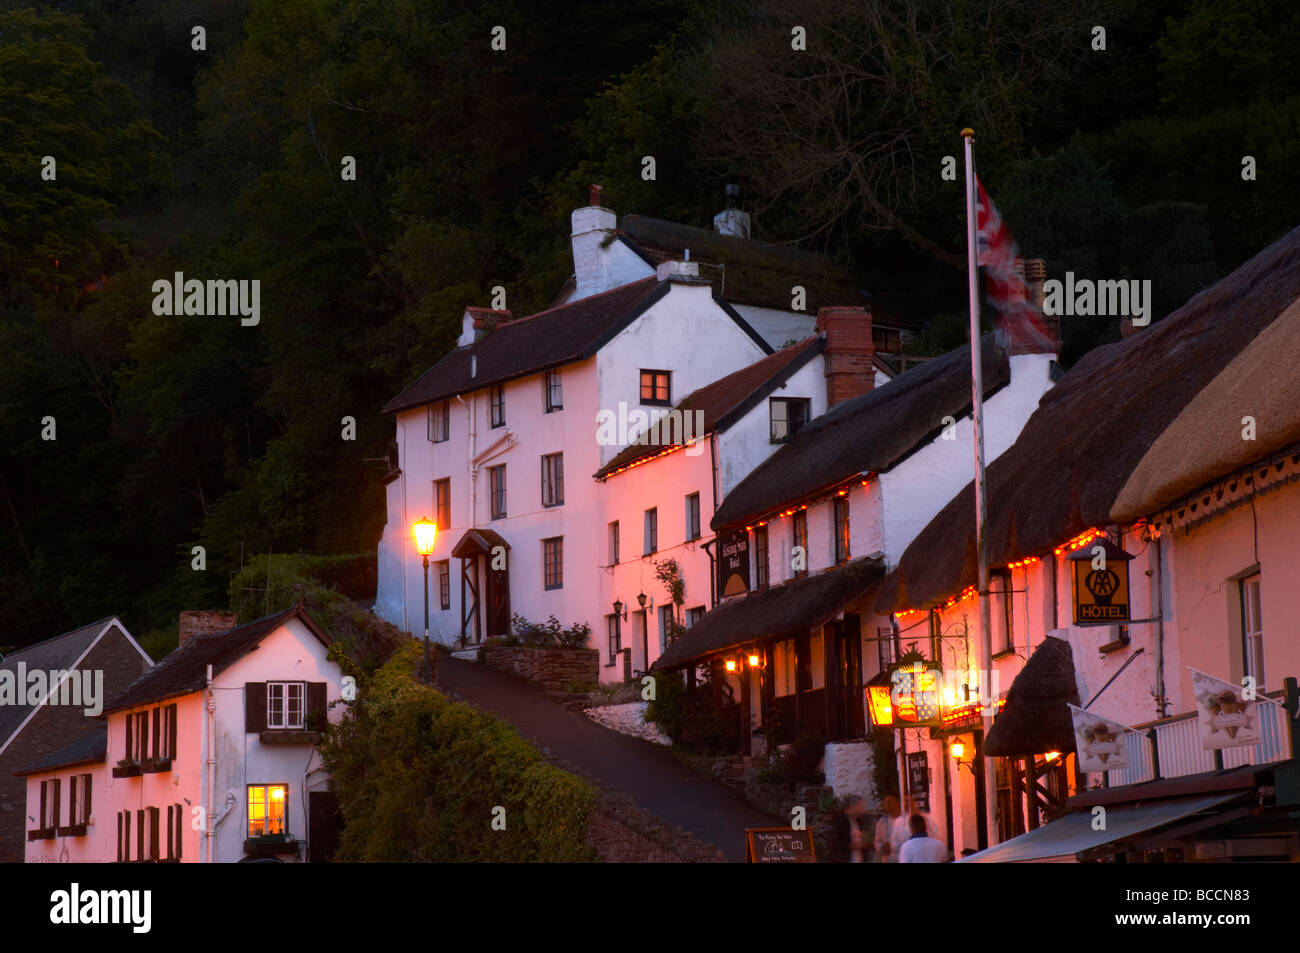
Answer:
[266,681,306,730]
[1242,573,1264,686]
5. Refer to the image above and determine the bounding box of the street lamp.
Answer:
[413,516,438,681]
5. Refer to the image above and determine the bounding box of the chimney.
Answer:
[656,259,699,281]
[570,184,619,300]
[179,610,237,646]
[816,305,875,407]
[457,306,514,347]
[713,184,751,239]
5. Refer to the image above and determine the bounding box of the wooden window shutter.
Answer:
[125,715,133,760]
[152,707,160,759]
[39,782,46,828]
[136,809,144,860]
[166,806,173,859]
[84,773,92,823]
[68,776,77,827]
[175,803,183,860]
[117,813,123,862]
[245,682,267,732]
[168,703,178,759]
[307,682,327,727]
[52,779,60,829]
[150,807,160,861]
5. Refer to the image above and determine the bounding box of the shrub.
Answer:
[782,730,827,787]
[644,669,686,739]
[510,613,591,649]
[320,642,596,862]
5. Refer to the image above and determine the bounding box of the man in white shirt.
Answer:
[890,796,937,857]
[898,813,948,863]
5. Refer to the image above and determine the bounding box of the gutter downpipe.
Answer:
[205,663,215,863]
[1153,530,1168,719]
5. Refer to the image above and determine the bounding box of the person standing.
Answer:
[898,813,948,863]
[832,795,870,862]
[874,794,901,862]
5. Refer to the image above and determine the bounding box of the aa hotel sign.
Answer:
[1067,537,1133,626]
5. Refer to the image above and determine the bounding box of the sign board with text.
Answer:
[745,828,818,863]
[1069,537,1133,626]
[718,529,751,598]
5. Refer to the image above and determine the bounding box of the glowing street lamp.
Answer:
[413,517,438,680]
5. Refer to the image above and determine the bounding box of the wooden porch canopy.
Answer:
[652,555,885,671]
[450,528,511,559]
[451,528,511,645]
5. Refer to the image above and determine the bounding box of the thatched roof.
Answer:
[713,335,1008,530]
[652,556,885,670]
[595,337,824,479]
[877,225,1300,613]
[983,637,1080,757]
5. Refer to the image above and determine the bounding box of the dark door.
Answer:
[839,614,865,737]
[484,556,510,637]
[308,792,341,863]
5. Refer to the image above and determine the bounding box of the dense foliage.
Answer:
[321,642,596,862]
[3,0,1297,643]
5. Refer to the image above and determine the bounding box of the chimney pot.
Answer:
[590,184,603,207]
[179,610,237,647]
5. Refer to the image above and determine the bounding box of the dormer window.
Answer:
[770,398,811,443]
[267,682,305,729]
[640,369,670,406]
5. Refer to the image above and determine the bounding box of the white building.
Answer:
[21,605,345,863]
[374,191,903,680]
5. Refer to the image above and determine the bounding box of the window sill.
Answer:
[1099,637,1131,655]
[260,729,321,745]
[112,762,142,778]
[142,757,173,773]
[244,834,298,856]
[56,823,88,837]
[27,828,56,841]
[991,648,1017,661]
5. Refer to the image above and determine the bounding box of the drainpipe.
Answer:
[1152,531,1168,718]
[400,418,408,635]
[456,393,476,527]
[205,664,215,863]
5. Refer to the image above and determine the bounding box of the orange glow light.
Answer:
[725,659,736,672]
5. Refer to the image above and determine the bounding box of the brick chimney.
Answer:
[179,610,237,646]
[570,184,619,300]
[816,306,874,407]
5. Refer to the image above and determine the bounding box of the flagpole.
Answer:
[962,128,999,848]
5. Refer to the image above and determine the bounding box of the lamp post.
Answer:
[413,516,438,682]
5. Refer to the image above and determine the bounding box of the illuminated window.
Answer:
[773,640,797,697]
[266,682,305,729]
[248,784,289,837]
[639,369,671,406]
[434,478,451,531]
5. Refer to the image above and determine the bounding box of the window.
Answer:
[773,640,796,697]
[129,710,149,761]
[490,385,505,427]
[640,369,671,406]
[67,772,91,828]
[267,682,306,730]
[248,784,288,837]
[544,369,563,412]
[754,525,770,588]
[770,397,811,443]
[435,478,451,532]
[992,572,1014,654]
[929,610,942,661]
[608,521,620,565]
[438,560,451,610]
[117,811,131,862]
[607,614,621,664]
[833,497,850,564]
[686,606,706,628]
[166,803,183,861]
[685,492,701,541]
[541,453,564,507]
[644,508,658,555]
[792,511,808,578]
[1242,573,1264,686]
[543,537,563,590]
[428,400,449,442]
[659,605,676,653]
[489,465,507,519]
[157,704,177,761]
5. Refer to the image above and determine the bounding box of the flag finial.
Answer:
[961,127,975,138]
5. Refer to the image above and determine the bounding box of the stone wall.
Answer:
[482,645,598,691]
[586,791,724,863]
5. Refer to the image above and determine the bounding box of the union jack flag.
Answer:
[975,177,1058,355]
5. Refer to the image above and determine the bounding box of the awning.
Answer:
[958,792,1245,863]
[450,528,510,559]
[653,556,885,671]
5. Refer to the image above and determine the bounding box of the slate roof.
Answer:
[618,215,889,322]
[15,724,107,776]
[984,637,1080,757]
[653,556,885,670]
[102,604,330,715]
[594,337,825,479]
[383,276,771,415]
[876,225,1300,613]
[0,617,120,749]
[712,334,1009,530]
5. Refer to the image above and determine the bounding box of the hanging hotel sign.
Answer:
[1068,537,1133,626]
[1068,704,1131,772]
[718,529,751,598]
[1190,668,1268,750]
[888,656,943,728]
